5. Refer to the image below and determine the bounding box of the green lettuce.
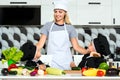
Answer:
[2,47,23,62]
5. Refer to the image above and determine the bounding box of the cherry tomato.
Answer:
[97,70,104,76]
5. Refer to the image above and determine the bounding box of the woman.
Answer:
[36,2,90,70]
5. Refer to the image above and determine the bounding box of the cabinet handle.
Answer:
[113,18,115,24]
[88,2,101,5]
[88,22,101,24]
[10,2,27,4]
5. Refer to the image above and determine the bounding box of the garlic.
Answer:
[38,69,44,75]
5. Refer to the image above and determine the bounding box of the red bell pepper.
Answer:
[8,64,18,71]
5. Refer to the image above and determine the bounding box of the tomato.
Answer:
[97,70,104,76]
[81,67,87,73]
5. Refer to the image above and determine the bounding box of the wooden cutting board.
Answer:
[64,70,81,74]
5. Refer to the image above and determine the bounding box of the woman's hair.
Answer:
[64,13,71,25]
[54,12,71,25]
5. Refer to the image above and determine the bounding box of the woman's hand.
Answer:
[90,52,101,57]
[33,47,41,61]
[70,62,76,68]
[39,64,46,70]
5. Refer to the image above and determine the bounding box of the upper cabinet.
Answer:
[1,0,120,25]
[41,0,54,25]
[41,0,53,5]
[77,0,112,25]
[112,0,120,25]
[41,0,120,25]
[0,0,41,5]
[68,0,78,25]
[41,5,54,25]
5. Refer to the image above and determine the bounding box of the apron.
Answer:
[47,23,73,70]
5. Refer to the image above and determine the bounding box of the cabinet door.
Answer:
[77,0,112,25]
[41,0,53,5]
[68,0,78,25]
[0,0,41,5]
[78,5,112,25]
[112,0,120,25]
[41,5,54,25]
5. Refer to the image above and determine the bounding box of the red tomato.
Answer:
[97,70,104,76]
[81,67,87,73]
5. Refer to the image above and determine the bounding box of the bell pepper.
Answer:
[8,64,18,71]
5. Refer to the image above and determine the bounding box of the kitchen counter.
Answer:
[1,58,120,80]
[0,74,120,80]
[0,70,120,80]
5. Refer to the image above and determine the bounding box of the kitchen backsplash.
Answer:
[0,25,120,57]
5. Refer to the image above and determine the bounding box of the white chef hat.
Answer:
[53,0,68,11]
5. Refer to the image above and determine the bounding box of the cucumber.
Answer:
[10,68,23,75]
[9,71,17,75]
[24,66,34,70]
[46,67,66,75]
[71,67,81,70]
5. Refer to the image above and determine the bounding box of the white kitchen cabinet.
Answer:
[112,0,120,25]
[68,0,78,25]
[0,0,41,5]
[41,0,63,25]
[77,0,112,25]
[78,5,112,25]
[41,5,54,25]
[41,0,53,5]
[41,0,113,25]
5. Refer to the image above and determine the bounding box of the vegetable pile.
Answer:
[81,62,120,76]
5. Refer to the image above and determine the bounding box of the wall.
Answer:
[0,26,120,58]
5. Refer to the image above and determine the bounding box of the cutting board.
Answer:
[64,70,81,74]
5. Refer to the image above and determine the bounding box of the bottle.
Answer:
[108,58,113,68]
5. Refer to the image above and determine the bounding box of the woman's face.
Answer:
[54,9,66,22]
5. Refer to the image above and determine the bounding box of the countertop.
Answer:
[0,73,120,80]
[0,69,120,80]
[0,75,120,80]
